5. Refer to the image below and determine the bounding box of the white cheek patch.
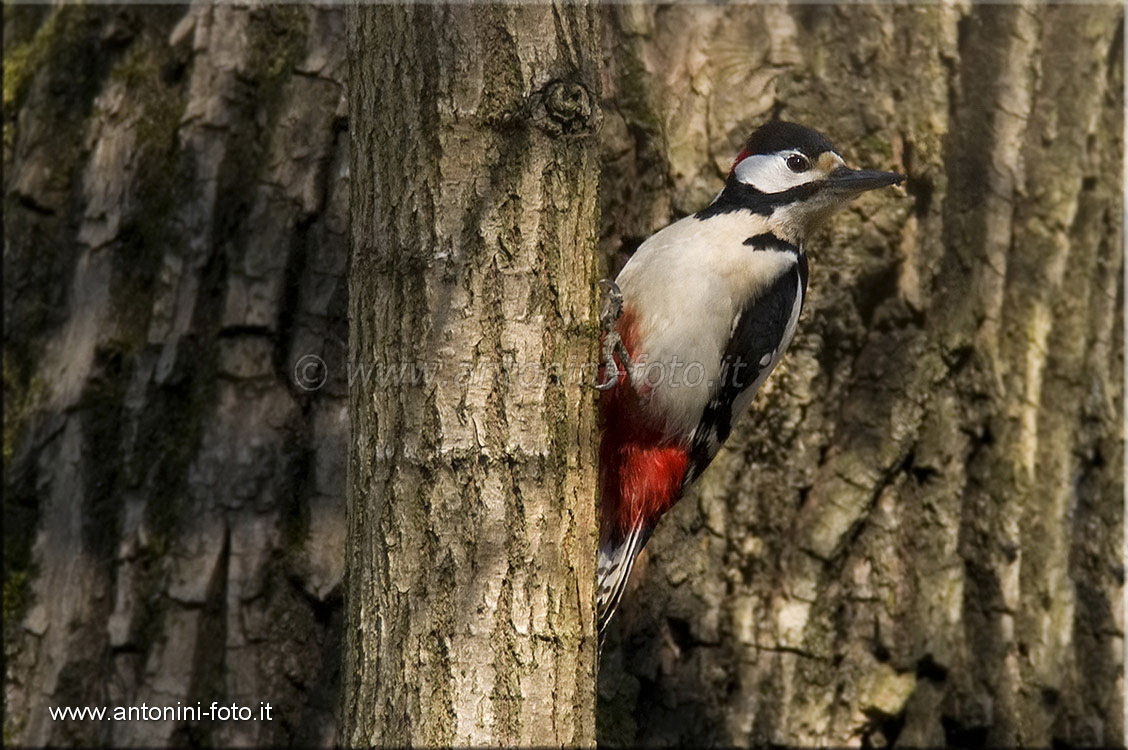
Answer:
[733,152,816,194]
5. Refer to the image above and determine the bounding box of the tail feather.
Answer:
[597,524,655,645]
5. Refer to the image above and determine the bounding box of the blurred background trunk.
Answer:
[4,4,348,746]
[4,3,1122,748]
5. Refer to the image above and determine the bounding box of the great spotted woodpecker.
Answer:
[597,121,904,642]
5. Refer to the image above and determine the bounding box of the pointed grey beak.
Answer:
[827,166,905,193]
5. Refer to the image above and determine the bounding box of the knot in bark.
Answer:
[537,81,597,136]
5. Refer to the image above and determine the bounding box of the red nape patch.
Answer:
[730,147,753,174]
[598,307,689,543]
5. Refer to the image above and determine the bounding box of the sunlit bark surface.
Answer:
[344,3,600,745]
[4,3,1122,748]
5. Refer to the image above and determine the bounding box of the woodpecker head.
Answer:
[708,120,904,244]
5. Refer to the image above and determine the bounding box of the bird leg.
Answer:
[596,279,632,391]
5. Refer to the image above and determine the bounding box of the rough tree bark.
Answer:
[5,4,348,746]
[343,4,601,746]
[4,3,1122,749]
[595,4,1124,747]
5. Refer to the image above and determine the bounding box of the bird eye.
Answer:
[786,154,810,173]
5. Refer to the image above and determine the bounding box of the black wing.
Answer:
[685,252,807,484]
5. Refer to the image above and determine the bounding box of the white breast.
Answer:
[616,212,799,440]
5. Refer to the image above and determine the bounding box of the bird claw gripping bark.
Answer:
[596,279,631,391]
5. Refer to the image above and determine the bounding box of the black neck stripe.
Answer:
[743,233,799,254]
[694,177,820,220]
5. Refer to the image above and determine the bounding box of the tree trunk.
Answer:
[343,4,600,746]
[595,4,1124,747]
[5,4,349,746]
[4,3,1122,749]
